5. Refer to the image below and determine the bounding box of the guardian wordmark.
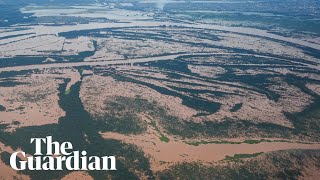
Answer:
[10,136,117,171]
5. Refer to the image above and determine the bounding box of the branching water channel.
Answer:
[0,72,154,179]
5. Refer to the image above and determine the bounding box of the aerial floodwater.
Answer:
[0,0,320,179]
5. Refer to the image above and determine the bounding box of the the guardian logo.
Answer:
[10,136,117,171]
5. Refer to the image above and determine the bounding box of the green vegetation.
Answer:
[243,139,272,144]
[224,152,264,162]
[97,96,150,134]
[64,88,71,95]
[150,120,170,143]
[160,136,170,143]
[163,116,292,139]
[186,140,241,146]
[185,138,310,146]
[243,139,306,144]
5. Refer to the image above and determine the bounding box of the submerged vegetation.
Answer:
[95,96,152,135]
